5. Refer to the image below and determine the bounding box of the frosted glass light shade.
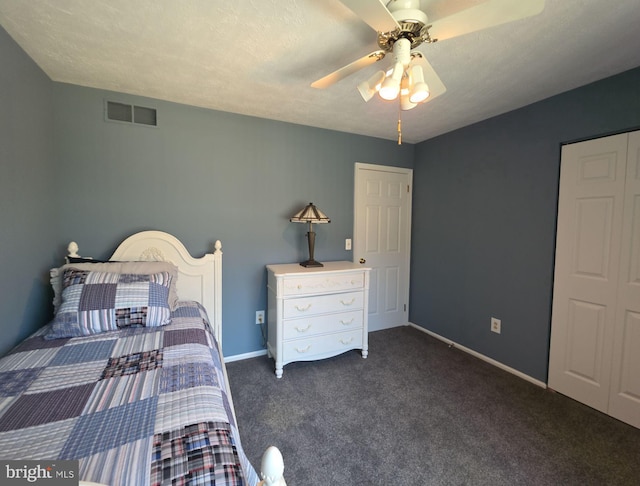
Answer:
[357,70,386,102]
[409,65,430,103]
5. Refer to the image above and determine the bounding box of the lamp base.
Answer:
[300,259,324,268]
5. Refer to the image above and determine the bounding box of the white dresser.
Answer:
[266,261,370,378]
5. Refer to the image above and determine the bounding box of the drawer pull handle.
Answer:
[340,337,354,345]
[294,303,312,312]
[295,345,311,354]
[340,318,355,326]
[340,298,356,306]
[295,324,312,333]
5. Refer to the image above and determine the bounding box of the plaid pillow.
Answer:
[45,269,173,339]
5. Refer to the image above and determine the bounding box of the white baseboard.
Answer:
[225,349,268,363]
[409,323,547,389]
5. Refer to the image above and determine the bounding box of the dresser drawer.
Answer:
[283,291,363,319]
[282,310,363,340]
[282,329,363,362]
[282,272,365,296]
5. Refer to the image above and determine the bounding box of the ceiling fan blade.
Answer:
[412,53,446,101]
[339,0,400,33]
[311,50,386,89]
[428,0,545,42]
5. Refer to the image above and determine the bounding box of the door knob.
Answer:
[359,258,366,264]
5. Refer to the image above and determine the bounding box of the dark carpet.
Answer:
[226,326,640,485]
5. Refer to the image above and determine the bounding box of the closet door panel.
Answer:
[549,133,627,413]
[609,130,640,428]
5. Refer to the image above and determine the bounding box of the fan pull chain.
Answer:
[397,103,402,145]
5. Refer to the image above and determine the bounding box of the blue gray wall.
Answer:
[0,26,57,356]
[411,67,640,382]
[44,81,413,357]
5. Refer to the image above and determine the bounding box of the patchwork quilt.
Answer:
[0,301,259,485]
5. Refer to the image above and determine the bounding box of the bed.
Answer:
[0,230,285,486]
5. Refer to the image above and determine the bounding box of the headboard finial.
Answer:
[68,242,80,258]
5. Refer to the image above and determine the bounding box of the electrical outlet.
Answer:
[345,238,352,250]
[256,310,265,325]
[491,317,501,334]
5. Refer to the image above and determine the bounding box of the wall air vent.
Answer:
[106,101,132,122]
[133,105,157,126]
[106,101,157,127]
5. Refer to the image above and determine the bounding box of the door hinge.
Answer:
[407,184,410,193]
[404,304,407,312]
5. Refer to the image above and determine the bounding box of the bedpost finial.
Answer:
[260,446,286,486]
[68,241,80,258]
[214,240,222,253]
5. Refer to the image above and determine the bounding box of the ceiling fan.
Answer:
[312,0,545,111]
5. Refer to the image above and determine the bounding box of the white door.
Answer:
[354,163,412,332]
[548,133,627,413]
[609,130,640,428]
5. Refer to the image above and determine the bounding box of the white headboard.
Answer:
[104,230,222,343]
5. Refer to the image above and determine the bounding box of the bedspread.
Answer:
[0,301,259,486]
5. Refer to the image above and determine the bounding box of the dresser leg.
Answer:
[361,348,368,359]
[275,365,283,379]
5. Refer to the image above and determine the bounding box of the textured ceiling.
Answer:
[1,0,640,143]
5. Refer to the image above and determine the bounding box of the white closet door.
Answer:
[548,133,628,413]
[609,131,640,428]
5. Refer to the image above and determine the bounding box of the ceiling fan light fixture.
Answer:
[379,61,403,100]
[379,78,400,100]
[408,64,430,103]
[409,82,430,103]
[357,70,386,102]
[400,75,416,110]
[400,93,417,111]
[400,72,410,95]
